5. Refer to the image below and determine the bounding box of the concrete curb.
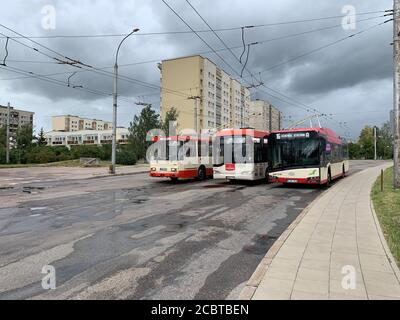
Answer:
[239,182,335,300]
[87,169,148,180]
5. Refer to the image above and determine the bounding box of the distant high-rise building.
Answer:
[0,105,34,136]
[160,55,251,132]
[52,115,113,132]
[248,100,282,132]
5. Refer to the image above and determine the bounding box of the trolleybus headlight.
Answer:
[151,167,157,171]
[171,168,177,172]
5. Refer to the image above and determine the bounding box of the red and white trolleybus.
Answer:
[268,128,349,185]
[149,135,213,181]
[213,128,270,181]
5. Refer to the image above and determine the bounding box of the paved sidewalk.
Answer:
[241,163,400,300]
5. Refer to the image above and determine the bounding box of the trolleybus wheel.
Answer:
[265,169,270,184]
[326,170,332,187]
[198,166,206,181]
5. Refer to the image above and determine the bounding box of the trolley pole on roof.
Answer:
[394,0,400,188]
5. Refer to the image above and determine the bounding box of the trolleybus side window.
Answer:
[254,137,268,163]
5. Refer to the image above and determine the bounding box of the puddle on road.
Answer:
[242,234,278,254]
[23,186,46,190]
[22,186,46,194]
[30,207,47,211]
[0,186,14,190]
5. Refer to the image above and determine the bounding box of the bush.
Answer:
[26,147,57,164]
[52,146,73,162]
[0,146,5,164]
[116,148,137,165]
[100,144,112,161]
[71,145,104,159]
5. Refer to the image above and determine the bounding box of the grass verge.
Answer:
[371,167,400,266]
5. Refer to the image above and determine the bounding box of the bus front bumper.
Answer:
[213,172,258,181]
[150,169,200,179]
[269,176,321,184]
[150,171,179,178]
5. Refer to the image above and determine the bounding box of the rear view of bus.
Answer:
[149,136,213,181]
[213,129,270,181]
[268,128,349,185]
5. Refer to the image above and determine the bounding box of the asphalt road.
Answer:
[0,160,385,300]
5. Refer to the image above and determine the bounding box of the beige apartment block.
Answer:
[160,55,250,132]
[249,100,282,132]
[52,115,113,132]
[0,105,34,136]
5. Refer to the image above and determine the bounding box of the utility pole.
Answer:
[6,102,10,164]
[374,126,378,160]
[188,96,201,134]
[394,0,400,187]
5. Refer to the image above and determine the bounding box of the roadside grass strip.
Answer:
[372,167,400,266]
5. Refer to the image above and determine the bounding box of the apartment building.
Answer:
[249,100,282,132]
[45,128,129,148]
[160,55,250,132]
[0,105,34,136]
[52,115,113,132]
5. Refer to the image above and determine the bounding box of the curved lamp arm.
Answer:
[115,28,140,65]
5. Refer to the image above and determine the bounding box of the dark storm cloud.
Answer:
[0,0,394,136]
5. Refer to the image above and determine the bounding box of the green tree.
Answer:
[0,125,6,148]
[0,126,5,163]
[37,127,47,146]
[359,126,374,159]
[160,107,179,136]
[16,124,34,151]
[377,122,393,159]
[348,142,361,159]
[128,105,160,160]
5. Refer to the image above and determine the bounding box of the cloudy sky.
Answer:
[0,0,393,139]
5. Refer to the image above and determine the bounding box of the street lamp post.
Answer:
[110,28,140,174]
